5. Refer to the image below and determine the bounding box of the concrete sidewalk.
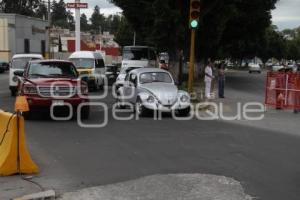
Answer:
[58,174,252,200]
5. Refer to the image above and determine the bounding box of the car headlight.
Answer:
[23,85,37,94]
[180,95,189,102]
[147,95,155,103]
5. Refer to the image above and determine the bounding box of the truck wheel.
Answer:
[80,105,90,120]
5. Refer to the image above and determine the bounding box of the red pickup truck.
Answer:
[15,60,90,119]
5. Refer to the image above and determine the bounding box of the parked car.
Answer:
[287,63,298,72]
[272,64,285,72]
[116,68,191,116]
[0,61,9,73]
[15,60,90,119]
[9,54,43,96]
[248,63,261,73]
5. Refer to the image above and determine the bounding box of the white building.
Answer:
[0,14,49,62]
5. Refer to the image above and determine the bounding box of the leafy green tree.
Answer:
[0,0,47,19]
[51,0,67,27]
[114,16,137,46]
[104,15,122,34]
[80,13,89,32]
[67,10,75,30]
[35,3,48,20]
[283,27,300,60]
[51,0,74,29]
[111,0,278,60]
[90,5,105,34]
[259,25,287,61]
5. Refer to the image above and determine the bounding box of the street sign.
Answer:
[76,3,88,9]
[66,3,76,8]
[66,3,88,9]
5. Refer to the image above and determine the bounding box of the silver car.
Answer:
[116,66,143,89]
[117,68,191,116]
[248,63,261,73]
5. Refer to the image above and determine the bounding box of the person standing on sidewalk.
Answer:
[218,63,225,98]
[205,61,214,99]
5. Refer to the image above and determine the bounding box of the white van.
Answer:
[69,51,106,90]
[121,46,158,68]
[9,54,43,96]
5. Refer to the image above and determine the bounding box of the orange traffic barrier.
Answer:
[15,96,29,113]
[0,110,39,176]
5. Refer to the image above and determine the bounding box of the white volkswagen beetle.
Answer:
[116,68,191,116]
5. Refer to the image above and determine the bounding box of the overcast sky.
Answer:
[272,0,300,30]
[66,0,300,30]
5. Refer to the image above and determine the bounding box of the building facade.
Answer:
[0,14,49,62]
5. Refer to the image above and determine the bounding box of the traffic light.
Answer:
[189,0,201,29]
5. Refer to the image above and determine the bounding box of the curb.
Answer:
[13,190,56,200]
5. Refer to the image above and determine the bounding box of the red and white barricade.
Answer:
[265,72,300,109]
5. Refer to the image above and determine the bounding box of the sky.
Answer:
[66,0,300,30]
[272,0,300,30]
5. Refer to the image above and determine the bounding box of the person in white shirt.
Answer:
[204,62,214,99]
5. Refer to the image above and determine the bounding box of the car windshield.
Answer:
[120,67,140,74]
[28,62,78,78]
[139,72,173,84]
[70,58,94,69]
[123,48,149,61]
[11,57,40,69]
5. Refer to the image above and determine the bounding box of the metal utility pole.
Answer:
[99,26,102,51]
[188,30,196,93]
[48,0,51,59]
[133,31,136,46]
[178,50,184,86]
[75,0,81,51]
[66,1,88,52]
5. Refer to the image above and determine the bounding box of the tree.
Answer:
[67,10,75,30]
[114,16,137,46]
[283,27,300,60]
[80,13,89,32]
[0,0,47,19]
[260,25,287,61]
[35,3,48,20]
[90,5,105,34]
[51,0,74,29]
[105,15,122,34]
[111,0,278,60]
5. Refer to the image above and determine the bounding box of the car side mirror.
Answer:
[14,70,24,77]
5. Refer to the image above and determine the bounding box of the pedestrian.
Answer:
[204,61,214,99]
[218,63,225,98]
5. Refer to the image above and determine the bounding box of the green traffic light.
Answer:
[190,20,198,28]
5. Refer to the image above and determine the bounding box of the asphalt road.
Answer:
[1,70,300,200]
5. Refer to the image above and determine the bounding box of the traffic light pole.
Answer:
[188,29,196,93]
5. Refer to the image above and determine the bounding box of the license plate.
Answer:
[52,100,64,106]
